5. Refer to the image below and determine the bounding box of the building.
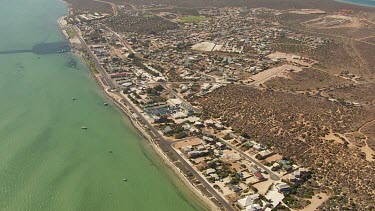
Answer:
[228,184,242,193]
[275,183,291,193]
[238,194,260,208]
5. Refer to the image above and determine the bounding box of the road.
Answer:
[217,137,280,181]
[73,26,116,89]
[160,83,202,113]
[93,0,118,16]
[104,25,136,54]
[119,97,234,211]
[73,25,234,211]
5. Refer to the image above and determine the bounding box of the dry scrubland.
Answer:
[125,0,375,12]
[103,14,179,35]
[63,0,375,209]
[198,85,375,210]
[327,83,375,104]
[64,0,112,13]
[265,68,351,91]
[65,0,375,13]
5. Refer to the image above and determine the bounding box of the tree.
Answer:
[128,53,136,59]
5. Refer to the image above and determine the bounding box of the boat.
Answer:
[72,98,76,100]
[122,178,128,182]
[104,103,109,106]
[81,126,87,130]
[108,150,113,153]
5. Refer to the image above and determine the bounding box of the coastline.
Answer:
[57,9,218,211]
[335,0,375,7]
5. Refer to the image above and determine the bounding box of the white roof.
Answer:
[246,204,261,211]
[206,168,216,174]
[168,98,183,106]
[238,194,259,207]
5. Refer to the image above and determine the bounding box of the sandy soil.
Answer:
[302,193,329,211]
[191,42,216,51]
[251,64,302,85]
[265,154,283,163]
[289,9,326,15]
[324,131,345,144]
[253,180,274,195]
[173,138,204,148]
[302,15,363,29]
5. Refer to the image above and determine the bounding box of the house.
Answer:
[187,151,202,158]
[214,123,224,130]
[167,98,183,108]
[163,126,173,134]
[241,171,252,179]
[206,168,216,175]
[254,172,266,181]
[246,204,262,211]
[228,184,242,193]
[203,136,214,143]
[299,168,308,174]
[257,150,275,159]
[238,194,259,207]
[210,173,220,181]
[289,174,298,182]
[253,144,264,151]
[204,119,214,126]
[275,183,291,193]
[216,142,225,149]
[181,146,192,153]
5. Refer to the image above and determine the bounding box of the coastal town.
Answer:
[60,1,375,210]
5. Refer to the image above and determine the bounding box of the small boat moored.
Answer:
[81,126,87,130]
[104,103,109,106]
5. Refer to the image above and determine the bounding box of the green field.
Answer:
[180,16,209,23]
[66,29,75,38]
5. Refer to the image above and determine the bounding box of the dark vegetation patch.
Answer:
[103,13,179,35]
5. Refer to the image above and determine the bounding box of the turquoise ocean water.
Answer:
[336,0,375,7]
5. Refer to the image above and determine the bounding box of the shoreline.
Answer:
[334,0,375,8]
[57,8,219,211]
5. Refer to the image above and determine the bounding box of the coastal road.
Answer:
[73,26,116,89]
[120,97,234,211]
[73,25,234,211]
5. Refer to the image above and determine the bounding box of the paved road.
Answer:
[73,26,116,89]
[160,83,202,113]
[217,137,280,181]
[73,25,234,211]
[120,97,234,211]
[93,0,118,16]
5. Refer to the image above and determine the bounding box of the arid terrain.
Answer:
[63,0,375,210]
[198,85,375,210]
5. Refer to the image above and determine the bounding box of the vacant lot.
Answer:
[265,68,351,91]
[180,16,209,23]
